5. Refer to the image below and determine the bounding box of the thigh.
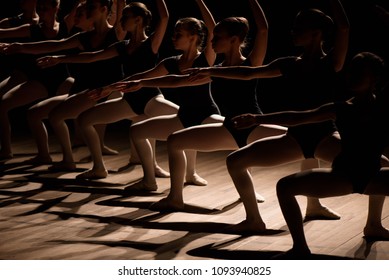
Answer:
[315,132,342,163]
[201,114,225,124]
[144,94,179,117]
[49,90,96,120]
[278,169,354,198]
[169,123,238,151]
[131,114,184,141]
[28,94,69,119]
[248,124,287,144]
[229,134,304,167]
[1,80,48,109]
[79,98,137,126]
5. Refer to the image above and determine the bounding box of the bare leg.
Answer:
[76,98,136,179]
[303,159,341,220]
[0,80,47,159]
[143,95,181,178]
[227,134,303,232]
[363,195,389,239]
[130,115,183,190]
[185,149,208,186]
[27,94,68,163]
[48,90,96,170]
[277,169,353,255]
[152,122,237,211]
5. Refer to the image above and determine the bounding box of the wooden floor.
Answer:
[1,124,389,260]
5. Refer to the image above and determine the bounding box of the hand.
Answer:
[36,56,61,68]
[183,67,210,82]
[113,80,142,93]
[0,43,20,54]
[86,87,112,101]
[231,114,258,129]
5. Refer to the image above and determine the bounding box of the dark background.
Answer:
[2,0,389,133]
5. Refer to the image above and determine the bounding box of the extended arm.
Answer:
[329,0,350,72]
[195,0,216,66]
[232,103,336,129]
[0,23,31,40]
[149,0,169,54]
[247,0,269,66]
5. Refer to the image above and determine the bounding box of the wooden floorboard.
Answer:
[1,126,389,260]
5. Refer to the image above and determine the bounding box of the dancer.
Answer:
[261,52,389,257]
[113,0,286,200]
[0,0,126,165]
[0,0,72,160]
[78,0,217,184]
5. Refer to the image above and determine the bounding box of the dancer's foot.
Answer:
[24,155,53,165]
[305,205,341,221]
[155,165,170,178]
[48,161,76,172]
[225,219,266,235]
[149,198,184,212]
[76,168,108,180]
[102,145,119,155]
[186,173,208,186]
[364,225,389,240]
[126,180,158,192]
[238,191,265,203]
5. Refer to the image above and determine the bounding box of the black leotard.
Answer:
[278,55,339,158]
[25,22,71,95]
[162,52,220,128]
[116,37,160,115]
[211,59,262,147]
[69,28,123,94]
[332,100,389,193]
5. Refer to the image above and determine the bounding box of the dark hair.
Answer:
[214,17,249,50]
[294,9,334,42]
[175,17,207,51]
[86,0,112,10]
[353,52,388,94]
[124,2,152,28]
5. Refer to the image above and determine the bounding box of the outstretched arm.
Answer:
[186,57,285,81]
[232,103,336,129]
[328,0,350,72]
[35,41,120,68]
[195,0,216,66]
[150,0,169,54]
[0,32,82,55]
[113,0,127,40]
[247,0,269,66]
[0,23,31,40]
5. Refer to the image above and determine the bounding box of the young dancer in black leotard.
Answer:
[0,0,124,164]
[0,0,73,160]
[114,0,287,206]
[253,52,389,257]
[85,0,220,186]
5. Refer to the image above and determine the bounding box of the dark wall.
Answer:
[2,0,389,131]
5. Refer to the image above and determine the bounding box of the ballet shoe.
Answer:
[186,173,208,186]
[76,169,108,180]
[149,198,184,212]
[155,165,170,178]
[126,180,158,192]
[304,206,341,221]
[102,145,119,155]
